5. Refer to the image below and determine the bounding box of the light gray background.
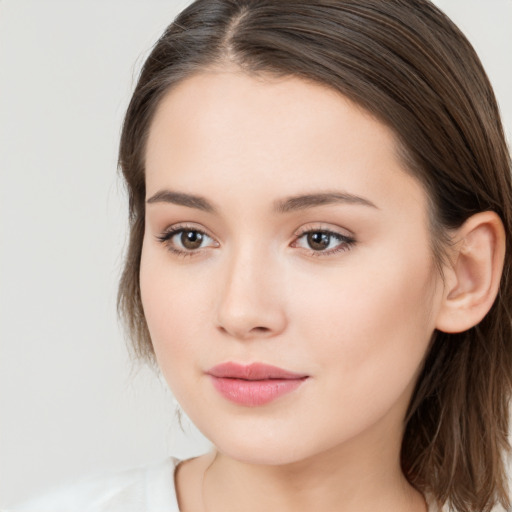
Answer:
[1,0,511,507]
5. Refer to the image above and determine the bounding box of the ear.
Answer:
[435,211,506,333]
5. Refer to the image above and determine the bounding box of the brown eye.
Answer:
[181,230,204,250]
[307,232,331,251]
[157,226,218,256]
[292,228,355,256]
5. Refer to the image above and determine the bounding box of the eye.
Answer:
[156,225,218,256]
[292,229,355,256]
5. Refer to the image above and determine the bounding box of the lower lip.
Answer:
[209,376,308,406]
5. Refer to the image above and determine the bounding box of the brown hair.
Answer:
[117,1,512,510]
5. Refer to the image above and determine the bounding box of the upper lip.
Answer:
[207,362,308,380]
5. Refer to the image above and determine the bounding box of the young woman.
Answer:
[11,1,512,511]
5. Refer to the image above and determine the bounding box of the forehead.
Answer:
[146,69,393,165]
[144,69,427,218]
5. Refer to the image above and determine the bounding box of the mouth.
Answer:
[206,362,309,407]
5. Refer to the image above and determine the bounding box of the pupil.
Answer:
[181,230,203,249]
[308,232,330,250]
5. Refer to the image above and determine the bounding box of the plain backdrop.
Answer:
[0,0,511,507]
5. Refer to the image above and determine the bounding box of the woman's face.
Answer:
[140,69,445,465]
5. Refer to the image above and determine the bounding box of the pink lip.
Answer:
[207,362,309,407]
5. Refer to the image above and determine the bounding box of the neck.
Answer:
[200,439,426,512]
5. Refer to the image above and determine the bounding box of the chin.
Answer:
[215,438,311,466]
[195,418,329,467]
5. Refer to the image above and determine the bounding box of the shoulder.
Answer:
[4,457,181,512]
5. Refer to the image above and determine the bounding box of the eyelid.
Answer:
[293,223,354,239]
[157,222,216,240]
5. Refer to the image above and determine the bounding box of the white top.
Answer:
[5,457,447,512]
[5,457,181,512]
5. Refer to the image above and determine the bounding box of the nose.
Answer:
[215,246,288,340]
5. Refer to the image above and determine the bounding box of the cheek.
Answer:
[290,248,439,405]
[140,242,199,362]
[139,239,220,404]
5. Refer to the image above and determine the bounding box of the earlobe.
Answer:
[435,211,506,334]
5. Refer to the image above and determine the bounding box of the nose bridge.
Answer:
[215,238,287,339]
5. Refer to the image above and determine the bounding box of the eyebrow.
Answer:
[146,189,378,213]
[146,190,216,213]
[274,191,378,213]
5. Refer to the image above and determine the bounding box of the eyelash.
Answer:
[155,223,356,259]
[156,224,217,259]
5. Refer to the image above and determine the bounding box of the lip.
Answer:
[207,362,309,407]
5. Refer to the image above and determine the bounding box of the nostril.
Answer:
[252,326,270,333]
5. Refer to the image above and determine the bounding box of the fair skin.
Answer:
[140,68,505,512]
